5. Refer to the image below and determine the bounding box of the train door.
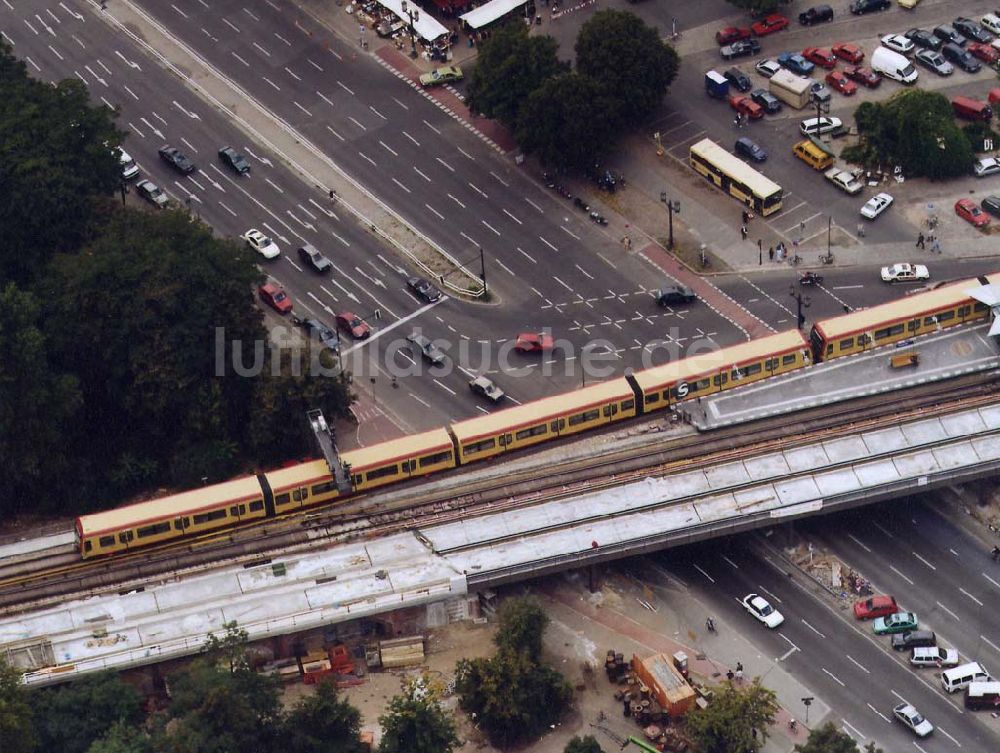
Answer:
[118,530,134,552]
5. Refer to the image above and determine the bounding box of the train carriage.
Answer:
[810,275,998,361]
[630,330,811,412]
[262,459,339,515]
[340,427,456,492]
[449,377,637,464]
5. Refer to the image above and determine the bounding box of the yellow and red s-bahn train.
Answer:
[76,274,998,558]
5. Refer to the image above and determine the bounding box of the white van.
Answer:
[870,47,918,84]
[982,13,1000,36]
[942,661,991,693]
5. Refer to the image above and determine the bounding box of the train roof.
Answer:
[812,275,1000,340]
[77,474,264,537]
[264,459,333,493]
[340,427,455,471]
[449,377,636,443]
[630,330,808,393]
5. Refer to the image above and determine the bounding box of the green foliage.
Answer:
[685,679,779,753]
[575,10,680,127]
[466,23,568,129]
[494,596,549,662]
[0,40,122,285]
[565,735,604,753]
[725,0,790,13]
[204,621,251,673]
[793,721,860,753]
[0,660,37,753]
[516,72,621,169]
[87,722,154,753]
[377,677,459,753]
[962,121,1000,153]
[32,672,144,753]
[455,649,573,749]
[281,679,366,753]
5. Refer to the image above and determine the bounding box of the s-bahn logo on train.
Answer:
[675,381,690,399]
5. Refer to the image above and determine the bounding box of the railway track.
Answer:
[1,372,997,616]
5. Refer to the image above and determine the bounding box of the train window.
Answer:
[858,334,871,345]
[499,433,512,447]
[118,531,134,543]
[923,315,938,326]
[249,500,264,512]
[765,358,778,371]
[742,363,761,377]
[550,419,565,432]
[515,425,547,441]
[621,399,635,411]
[974,302,987,312]
[783,354,798,366]
[958,305,970,318]
[645,393,660,405]
[84,540,92,553]
[875,323,904,339]
[366,465,399,481]
[695,378,711,391]
[602,405,617,417]
[825,344,833,356]
[569,409,600,426]
[229,505,246,516]
[937,310,954,322]
[100,536,115,547]
[465,438,497,455]
[193,509,228,525]
[292,489,305,502]
[137,522,171,539]
[275,493,290,506]
[907,319,919,332]
[713,373,728,387]
[173,517,189,530]
[311,481,337,496]
[419,450,453,467]
[838,338,853,350]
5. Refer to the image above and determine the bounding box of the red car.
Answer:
[258,282,293,314]
[967,42,1000,66]
[843,65,881,88]
[716,26,752,45]
[335,311,371,339]
[825,70,857,95]
[515,332,555,353]
[832,42,864,64]
[729,95,764,120]
[751,14,789,36]
[853,595,898,620]
[955,198,990,228]
[990,87,1000,105]
[803,47,837,69]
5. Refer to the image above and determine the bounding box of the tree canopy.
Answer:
[685,679,779,753]
[494,596,550,662]
[565,735,604,753]
[377,677,459,753]
[794,722,861,753]
[282,680,367,753]
[32,672,144,753]
[0,660,36,753]
[725,0,791,14]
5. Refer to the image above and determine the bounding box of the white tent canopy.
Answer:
[460,0,528,30]
[374,0,449,42]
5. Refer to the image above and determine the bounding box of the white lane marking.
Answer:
[413,166,431,182]
[539,236,559,252]
[447,193,466,209]
[722,555,739,569]
[561,225,580,240]
[218,201,237,217]
[457,146,474,160]
[221,18,240,33]
[467,182,487,198]
[935,601,960,621]
[261,76,280,91]
[307,58,323,71]
[832,284,864,290]
[822,668,846,687]
[378,140,398,157]
[392,97,410,111]
[935,727,961,747]
[481,220,500,236]
[231,51,250,67]
[423,119,441,134]
[845,655,870,673]
[348,116,366,130]
[848,534,871,553]
[408,393,430,408]
[525,197,543,213]
[912,552,936,570]
[866,704,890,724]
[264,177,284,193]
[402,131,420,146]
[358,151,376,166]
[575,264,593,280]
[494,258,515,276]
[391,177,411,194]
[337,80,355,95]
[873,522,894,538]
[517,247,536,263]
[958,588,982,607]
[889,566,914,585]
[691,564,714,583]
[424,203,444,220]
[489,171,509,187]
[369,106,387,120]
[436,157,454,172]
[800,620,826,638]
[553,276,572,292]
[285,66,301,81]
[981,635,1000,653]
[252,42,271,58]
[293,101,311,116]
[434,379,456,396]
[502,208,522,225]
[325,125,345,141]
[983,572,1000,588]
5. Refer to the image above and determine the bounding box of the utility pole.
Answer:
[479,245,487,295]
[400,0,420,58]
[790,288,811,329]
[660,192,679,250]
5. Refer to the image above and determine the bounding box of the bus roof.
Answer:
[630,330,808,393]
[340,427,455,471]
[691,138,782,199]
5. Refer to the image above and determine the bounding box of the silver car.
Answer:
[915,49,954,75]
[755,59,781,78]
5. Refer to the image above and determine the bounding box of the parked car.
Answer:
[881,34,915,54]
[854,595,898,620]
[910,646,959,668]
[967,41,1000,65]
[730,94,764,119]
[893,703,933,738]
[916,50,954,75]
[742,593,784,628]
[298,243,333,274]
[515,332,555,352]
[810,82,832,104]
[873,611,918,633]
[981,195,1000,218]
[716,26,752,45]
[335,311,371,339]
[843,65,882,87]
[934,25,966,46]
[983,13,1000,36]
[469,375,504,403]
[880,263,929,282]
[799,116,842,136]
[956,198,991,227]
[954,17,993,44]
[117,148,139,180]
[135,179,168,207]
[860,192,894,220]
[302,318,340,352]
[803,46,837,68]
[849,0,889,15]
[158,145,196,174]
[721,39,761,60]
[654,284,698,305]
[799,5,833,25]
[218,146,250,174]
[258,282,292,314]
[942,42,981,72]
[832,42,864,63]
[778,52,815,75]
[755,59,782,78]
[751,88,782,113]
[905,28,943,51]
[826,70,858,94]
[242,228,280,259]
[751,14,789,36]
[406,276,443,303]
[891,630,937,651]
[974,157,1000,177]
[724,67,753,92]
[407,332,446,365]
[419,65,463,87]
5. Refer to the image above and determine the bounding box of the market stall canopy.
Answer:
[375,0,450,42]
[460,0,528,30]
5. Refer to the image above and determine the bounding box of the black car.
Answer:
[301,318,340,351]
[720,39,761,60]
[298,243,334,274]
[982,195,1000,218]
[136,179,168,208]
[218,146,250,174]
[407,332,446,366]
[724,67,752,92]
[849,0,888,15]
[735,137,768,161]
[799,4,833,25]
[654,284,697,306]
[406,276,442,303]
[158,145,196,174]
[891,630,936,652]
[941,42,981,72]
[934,25,965,46]
[953,17,993,44]
[750,88,781,114]
[905,28,943,51]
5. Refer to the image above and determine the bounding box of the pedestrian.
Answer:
[857,222,865,238]
[726,669,735,683]
[916,232,925,249]
[741,209,749,225]
[769,246,774,261]
[736,662,744,672]
[735,667,744,683]
[757,238,763,252]
[930,237,941,254]
[740,224,748,241]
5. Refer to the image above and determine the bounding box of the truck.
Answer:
[824,166,864,194]
[769,69,812,109]
[705,70,730,99]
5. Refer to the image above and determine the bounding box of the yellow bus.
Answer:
[689,138,783,216]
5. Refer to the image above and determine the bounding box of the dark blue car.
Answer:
[777,52,815,75]
[735,137,767,162]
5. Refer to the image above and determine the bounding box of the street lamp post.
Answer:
[659,192,680,250]
[789,288,811,329]
[400,0,420,59]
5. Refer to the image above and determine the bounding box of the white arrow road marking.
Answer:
[286,210,315,231]
[139,117,163,139]
[354,266,386,289]
[323,278,359,303]
[115,50,141,70]
[59,2,84,20]
[172,100,200,119]
[244,148,272,167]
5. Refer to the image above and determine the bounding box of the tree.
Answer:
[494,596,549,662]
[685,679,779,753]
[725,0,791,14]
[204,621,252,674]
[378,677,459,753]
[282,679,366,753]
[565,735,604,753]
[87,722,154,753]
[466,23,568,129]
[792,723,884,753]
[516,72,621,169]
[32,672,144,753]
[0,660,36,753]
[575,11,680,127]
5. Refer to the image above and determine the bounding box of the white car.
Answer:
[799,116,842,137]
[881,34,915,54]
[860,192,894,219]
[973,157,1000,178]
[116,147,139,180]
[755,59,781,78]
[881,262,929,283]
[910,647,959,668]
[742,593,784,628]
[893,703,933,738]
[242,228,281,259]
